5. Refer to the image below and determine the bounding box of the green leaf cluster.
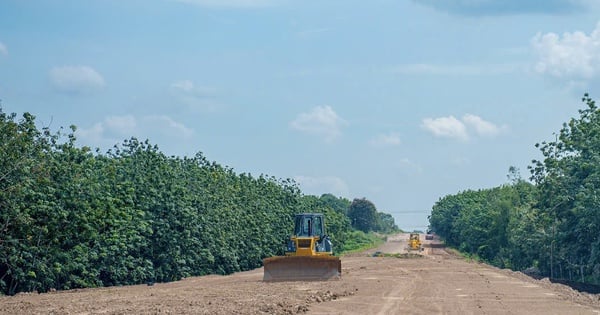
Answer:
[348,198,399,233]
[0,110,295,294]
[429,94,600,285]
[340,230,384,253]
[0,109,399,294]
[429,181,537,269]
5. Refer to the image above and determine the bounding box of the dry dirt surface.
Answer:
[1,233,599,315]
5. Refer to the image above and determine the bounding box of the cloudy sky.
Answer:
[2,0,600,230]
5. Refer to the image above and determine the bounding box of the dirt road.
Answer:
[1,234,598,314]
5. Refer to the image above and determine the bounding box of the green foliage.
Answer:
[348,198,378,232]
[318,193,351,215]
[375,212,400,234]
[430,94,600,285]
[430,179,547,270]
[339,231,384,253]
[0,108,399,294]
[529,93,600,284]
[0,109,305,294]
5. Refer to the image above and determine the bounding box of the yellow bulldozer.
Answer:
[263,213,341,281]
[408,233,422,251]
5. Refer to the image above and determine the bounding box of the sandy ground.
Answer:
[1,233,599,315]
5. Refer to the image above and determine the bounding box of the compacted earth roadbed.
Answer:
[1,233,598,314]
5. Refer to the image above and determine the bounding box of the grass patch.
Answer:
[339,231,384,255]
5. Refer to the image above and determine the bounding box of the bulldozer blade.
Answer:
[262,256,341,282]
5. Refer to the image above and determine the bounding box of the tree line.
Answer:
[0,108,397,295]
[429,94,600,285]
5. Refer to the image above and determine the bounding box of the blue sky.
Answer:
[2,0,600,230]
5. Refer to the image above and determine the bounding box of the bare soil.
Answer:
[1,233,599,314]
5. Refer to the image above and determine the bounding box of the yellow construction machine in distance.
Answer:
[263,213,341,281]
[408,233,422,251]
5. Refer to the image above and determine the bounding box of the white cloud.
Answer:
[170,80,220,111]
[172,0,281,8]
[532,22,600,79]
[370,132,401,147]
[421,114,505,140]
[49,65,105,94]
[290,105,347,142]
[421,116,468,141]
[76,115,139,148]
[0,41,7,56]
[104,115,137,137]
[144,115,194,138]
[294,175,349,198]
[462,114,505,136]
[76,115,193,150]
[76,122,106,146]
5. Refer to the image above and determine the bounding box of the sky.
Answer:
[2,0,600,231]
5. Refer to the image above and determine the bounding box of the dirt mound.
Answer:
[258,289,357,314]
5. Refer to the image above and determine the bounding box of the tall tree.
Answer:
[319,193,351,215]
[348,198,378,233]
[530,93,600,283]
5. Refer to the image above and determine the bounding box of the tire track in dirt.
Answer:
[375,267,419,315]
[309,233,599,315]
[1,233,598,314]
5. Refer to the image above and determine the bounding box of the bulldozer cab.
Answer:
[288,213,332,255]
[294,213,324,237]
